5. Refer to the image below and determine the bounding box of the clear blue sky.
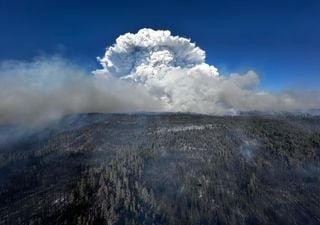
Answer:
[0,0,319,90]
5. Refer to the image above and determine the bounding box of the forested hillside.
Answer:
[0,113,320,225]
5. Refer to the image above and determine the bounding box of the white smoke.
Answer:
[0,28,319,125]
[96,28,320,114]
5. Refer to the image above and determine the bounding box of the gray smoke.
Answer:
[0,57,161,125]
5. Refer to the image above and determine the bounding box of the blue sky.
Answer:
[0,0,319,90]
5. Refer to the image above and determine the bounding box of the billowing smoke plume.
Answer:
[0,28,319,125]
[0,57,161,125]
[95,28,320,114]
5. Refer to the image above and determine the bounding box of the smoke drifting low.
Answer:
[0,28,319,125]
[0,57,161,125]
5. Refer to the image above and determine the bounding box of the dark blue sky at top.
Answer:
[0,0,319,90]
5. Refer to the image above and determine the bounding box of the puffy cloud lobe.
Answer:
[96,28,213,80]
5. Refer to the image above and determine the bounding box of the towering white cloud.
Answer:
[96,28,320,114]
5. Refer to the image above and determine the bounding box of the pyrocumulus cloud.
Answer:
[95,28,320,114]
